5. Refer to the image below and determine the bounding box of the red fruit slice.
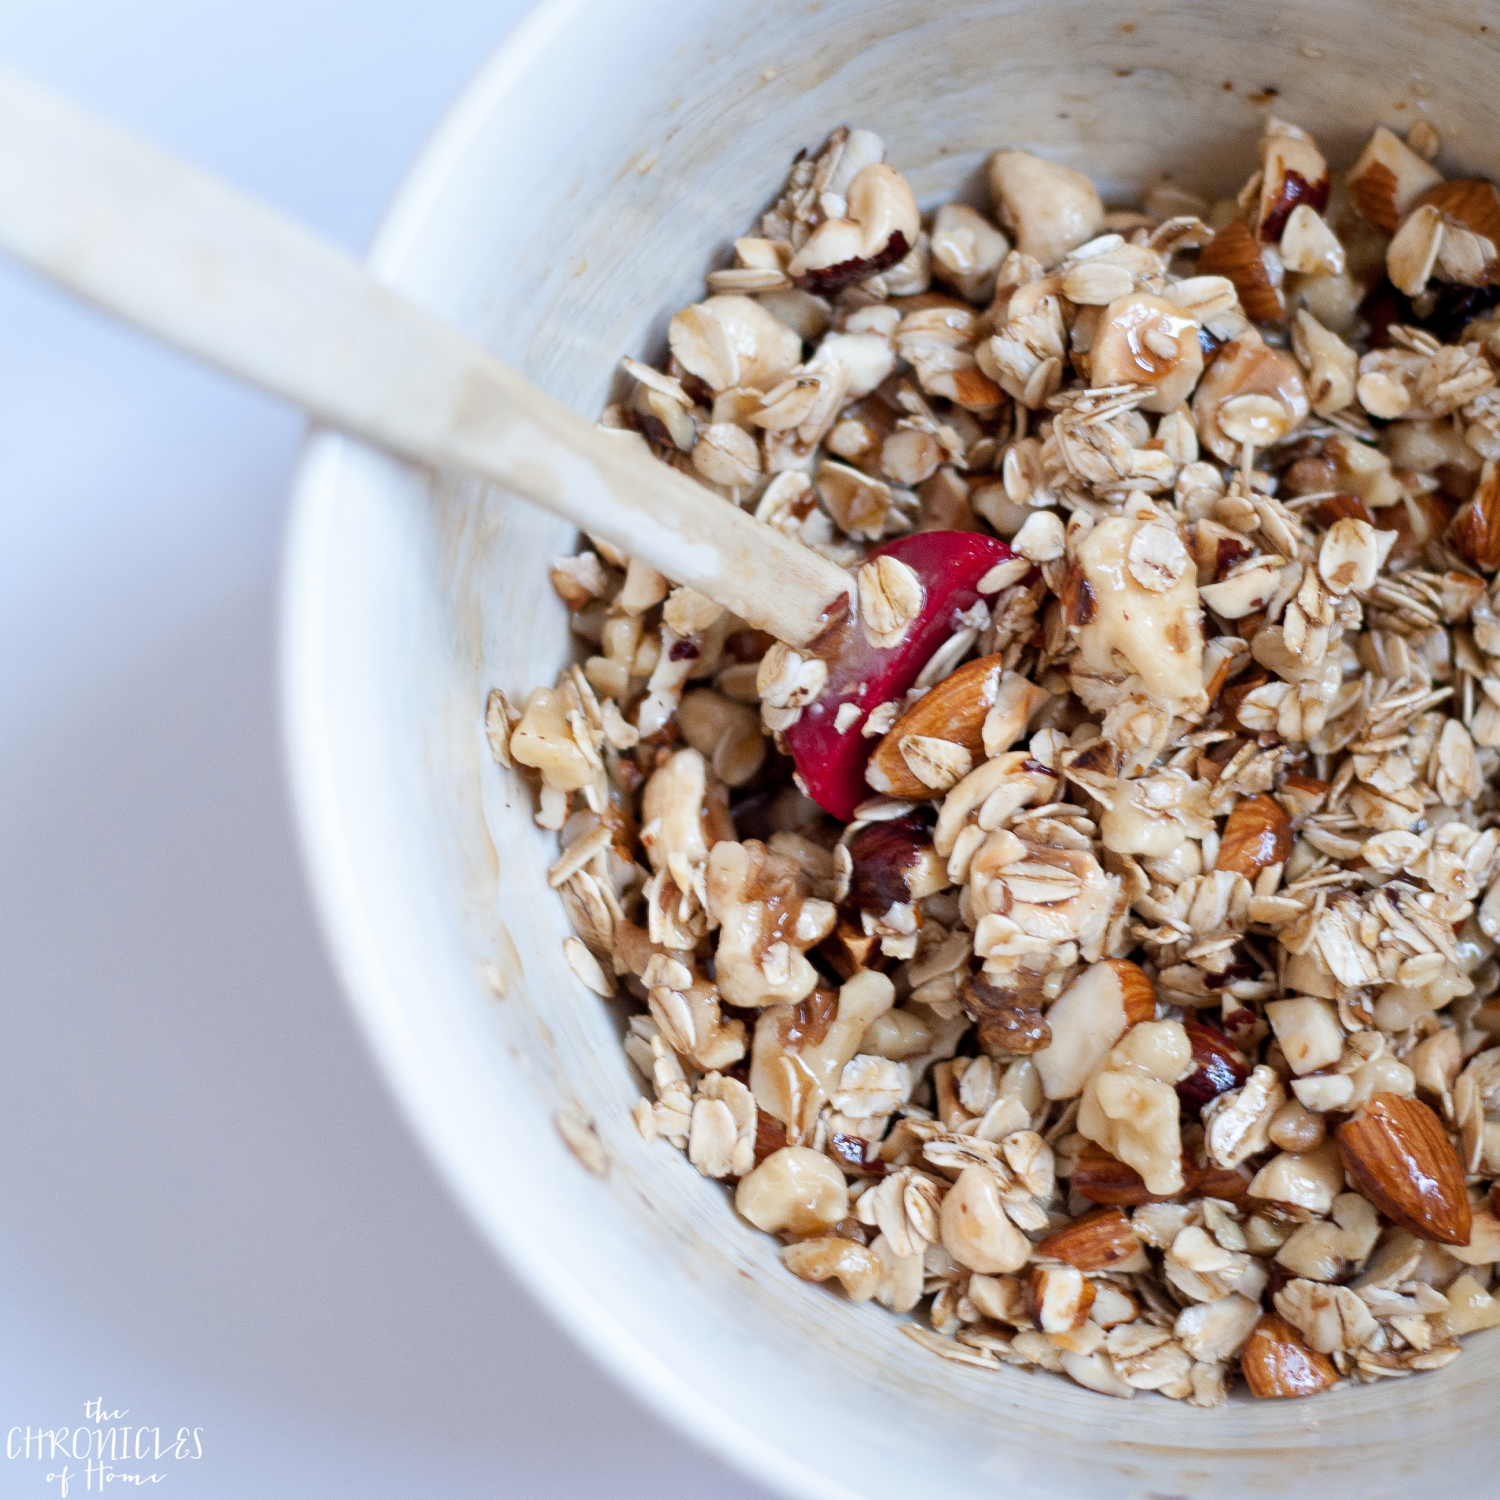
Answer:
[785,531,1021,820]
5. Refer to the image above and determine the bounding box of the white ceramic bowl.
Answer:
[282,3,1499,1494]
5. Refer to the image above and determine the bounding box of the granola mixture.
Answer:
[492,118,1500,1403]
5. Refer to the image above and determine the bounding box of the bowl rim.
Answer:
[277,7,859,1499]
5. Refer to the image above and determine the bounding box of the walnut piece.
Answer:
[706,839,837,1010]
[1078,1021,1194,1195]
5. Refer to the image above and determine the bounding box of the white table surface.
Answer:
[0,3,770,1494]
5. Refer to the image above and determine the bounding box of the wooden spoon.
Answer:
[0,68,1020,814]
[0,67,849,645]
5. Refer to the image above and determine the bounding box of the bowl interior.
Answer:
[283,2,1500,1495]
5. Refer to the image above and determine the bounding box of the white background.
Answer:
[0,3,769,1494]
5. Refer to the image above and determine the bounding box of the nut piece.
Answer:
[930,201,1010,302]
[1273,1279,1377,1354]
[1274,1192,1380,1282]
[1386,204,1445,297]
[750,970,894,1130]
[1266,997,1343,1077]
[1013,510,1066,562]
[865,654,1011,798]
[982,671,1052,757]
[1071,503,1206,715]
[1291,309,1356,417]
[1240,1313,1338,1399]
[1215,795,1292,878]
[1203,1064,1286,1168]
[1176,1023,1250,1117]
[1029,1265,1097,1332]
[988,150,1105,266]
[1268,1098,1326,1153]
[1438,1272,1500,1337]
[962,974,1051,1054]
[1335,1093,1472,1246]
[735,1146,849,1234]
[1034,959,1157,1101]
[939,1164,1031,1273]
[1176,1294,1261,1364]
[510,685,596,796]
[1347,124,1445,231]
[1419,177,1500,251]
[781,1236,881,1301]
[1087,294,1205,412]
[1255,121,1330,242]
[668,294,802,393]
[1196,218,1283,322]
[1279,204,1345,275]
[1097,767,1212,858]
[549,551,610,610]
[1036,1206,1140,1271]
[1078,1021,1194,1196]
[789,163,920,295]
[1071,1141,1203,1206]
[847,816,947,916]
[1058,1349,1135,1399]
[1451,459,1500,573]
[1192,331,1309,464]
[707,839,835,1009]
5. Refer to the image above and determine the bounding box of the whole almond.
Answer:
[1215,794,1292,878]
[1240,1313,1337,1398]
[865,653,1007,797]
[1336,1092,1472,1246]
[1036,1207,1139,1271]
[1451,460,1500,573]
[1197,218,1284,322]
[1419,179,1500,259]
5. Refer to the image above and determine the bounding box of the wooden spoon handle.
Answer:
[0,68,850,645]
